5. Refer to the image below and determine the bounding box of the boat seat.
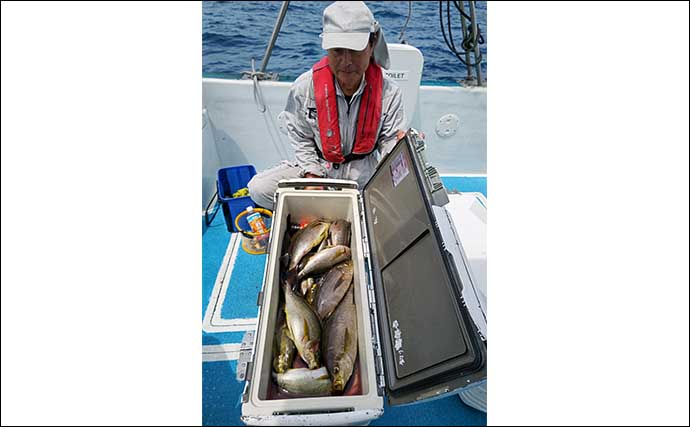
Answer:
[385,43,424,129]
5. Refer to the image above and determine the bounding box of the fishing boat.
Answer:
[202,2,487,425]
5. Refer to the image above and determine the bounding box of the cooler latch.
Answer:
[406,129,449,207]
[236,330,255,383]
[424,166,450,207]
[373,333,385,396]
[365,269,385,395]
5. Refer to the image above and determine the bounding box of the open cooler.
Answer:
[239,129,487,425]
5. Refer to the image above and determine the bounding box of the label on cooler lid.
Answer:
[390,152,409,188]
[391,320,406,366]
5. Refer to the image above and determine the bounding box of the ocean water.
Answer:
[203,1,487,83]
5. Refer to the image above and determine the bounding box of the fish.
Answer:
[272,367,332,396]
[305,277,320,307]
[317,237,329,253]
[297,252,315,273]
[342,356,362,396]
[288,220,330,271]
[299,277,314,297]
[280,215,294,269]
[329,220,351,247]
[284,253,315,292]
[283,282,322,369]
[323,287,358,392]
[297,245,351,279]
[314,261,354,321]
[272,313,296,374]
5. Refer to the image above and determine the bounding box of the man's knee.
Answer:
[247,174,275,210]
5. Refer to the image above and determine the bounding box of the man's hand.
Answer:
[304,173,324,190]
[396,129,425,141]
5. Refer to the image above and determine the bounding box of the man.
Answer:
[248,1,406,210]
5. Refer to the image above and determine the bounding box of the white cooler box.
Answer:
[239,130,487,425]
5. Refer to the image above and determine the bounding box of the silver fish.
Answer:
[283,283,322,369]
[329,220,351,247]
[297,253,315,274]
[323,288,358,391]
[317,237,329,253]
[299,277,314,297]
[297,245,351,279]
[305,277,320,307]
[273,367,332,396]
[272,314,296,374]
[315,261,354,321]
[288,220,330,271]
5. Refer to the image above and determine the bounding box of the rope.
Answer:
[263,101,292,161]
[439,1,484,67]
[245,58,267,113]
[453,1,472,22]
[398,1,412,44]
[453,0,484,51]
[241,58,292,160]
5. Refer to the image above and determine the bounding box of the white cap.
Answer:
[246,206,254,212]
[320,1,390,69]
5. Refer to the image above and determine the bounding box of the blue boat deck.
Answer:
[202,176,487,426]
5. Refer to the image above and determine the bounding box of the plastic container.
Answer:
[217,165,257,232]
[246,207,268,234]
[234,208,273,255]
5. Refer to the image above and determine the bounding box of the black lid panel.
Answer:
[381,230,468,382]
[362,134,486,404]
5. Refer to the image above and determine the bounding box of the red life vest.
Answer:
[312,56,383,164]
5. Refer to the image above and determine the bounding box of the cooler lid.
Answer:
[361,130,486,406]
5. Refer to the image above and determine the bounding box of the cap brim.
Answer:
[321,32,369,51]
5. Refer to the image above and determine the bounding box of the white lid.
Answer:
[246,206,254,213]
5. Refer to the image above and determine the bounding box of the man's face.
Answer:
[327,41,373,95]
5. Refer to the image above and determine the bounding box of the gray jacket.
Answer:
[282,67,406,189]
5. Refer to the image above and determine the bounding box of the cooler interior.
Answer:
[247,189,381,413]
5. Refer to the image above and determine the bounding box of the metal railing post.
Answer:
[457,1,473,83]
[259,1,290,74]
[468,1,483,86]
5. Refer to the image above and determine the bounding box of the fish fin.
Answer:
[343,328,354,354]
[302,318,309,338]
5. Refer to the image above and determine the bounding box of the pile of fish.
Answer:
[271,218,360,398]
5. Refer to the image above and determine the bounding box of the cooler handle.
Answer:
[277,178,359,190]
